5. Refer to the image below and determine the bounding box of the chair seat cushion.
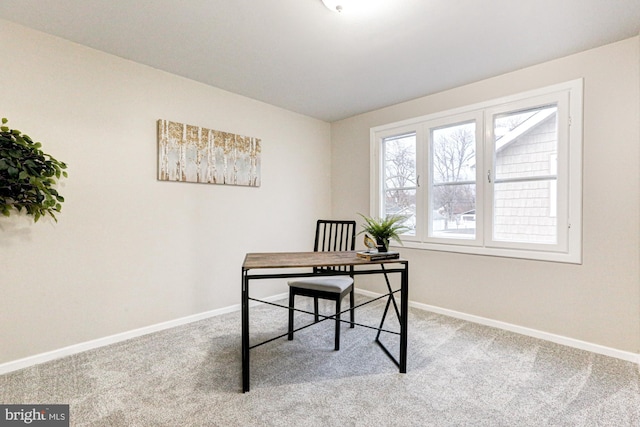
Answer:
[288,276,353,293]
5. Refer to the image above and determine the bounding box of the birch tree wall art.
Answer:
[157,119,261,187]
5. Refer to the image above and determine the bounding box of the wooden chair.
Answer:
[287,219,356,351]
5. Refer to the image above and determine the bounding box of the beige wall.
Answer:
[332,37,640,353]
[0,20,332,364]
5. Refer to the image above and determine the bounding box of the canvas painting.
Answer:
[157,119,261,187]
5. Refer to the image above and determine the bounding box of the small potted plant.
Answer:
[0,118,68,222]
[358,213,410,252]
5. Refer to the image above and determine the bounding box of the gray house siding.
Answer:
[493,113,557,244]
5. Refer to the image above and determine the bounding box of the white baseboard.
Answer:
[356,288,640,364]
[0,292,288,376]
[2,289,637,375]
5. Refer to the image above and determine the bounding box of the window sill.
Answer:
[394,240,582,264]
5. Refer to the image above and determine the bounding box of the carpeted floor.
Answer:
[1,296,639,426]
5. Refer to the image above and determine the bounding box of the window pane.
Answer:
[431,184,476,239]
[430,122,476,239]
[383,133,416,236]
[494,106,557,181]
[493,181,557,244]
[493,105,558,244]
[384,188,416,235]
[383,133,416,189]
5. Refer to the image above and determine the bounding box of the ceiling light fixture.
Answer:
[321,0,344,13]
[320,0,387,16]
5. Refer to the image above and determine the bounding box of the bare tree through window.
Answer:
[383,133,417,234]
[431,122,476,237]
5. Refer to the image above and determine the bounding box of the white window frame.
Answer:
[425,111,484,247]
[370,79,583,264]
[372,124,424,242]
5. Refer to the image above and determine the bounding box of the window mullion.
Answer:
[483,109,496,249]
[414,125,426,242]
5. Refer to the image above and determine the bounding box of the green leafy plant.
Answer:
[358,213,411,251]
[0,118,68,222]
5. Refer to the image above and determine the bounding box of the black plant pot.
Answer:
[376,238,388,252]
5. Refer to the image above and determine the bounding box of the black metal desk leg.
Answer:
[375,265,402,342]
[242,269,250,392]
[399,263,408,373]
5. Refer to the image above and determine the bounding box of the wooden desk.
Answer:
[241,251,409,392]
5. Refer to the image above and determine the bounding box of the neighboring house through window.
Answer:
[370,79,583,263]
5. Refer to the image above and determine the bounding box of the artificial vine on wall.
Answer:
[0,118,68,222]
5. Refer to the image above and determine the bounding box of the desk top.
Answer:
[242,251,407,270]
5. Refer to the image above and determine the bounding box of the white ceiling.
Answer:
[1,0,639,122]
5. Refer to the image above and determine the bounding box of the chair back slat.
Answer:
[313,220,356,274]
